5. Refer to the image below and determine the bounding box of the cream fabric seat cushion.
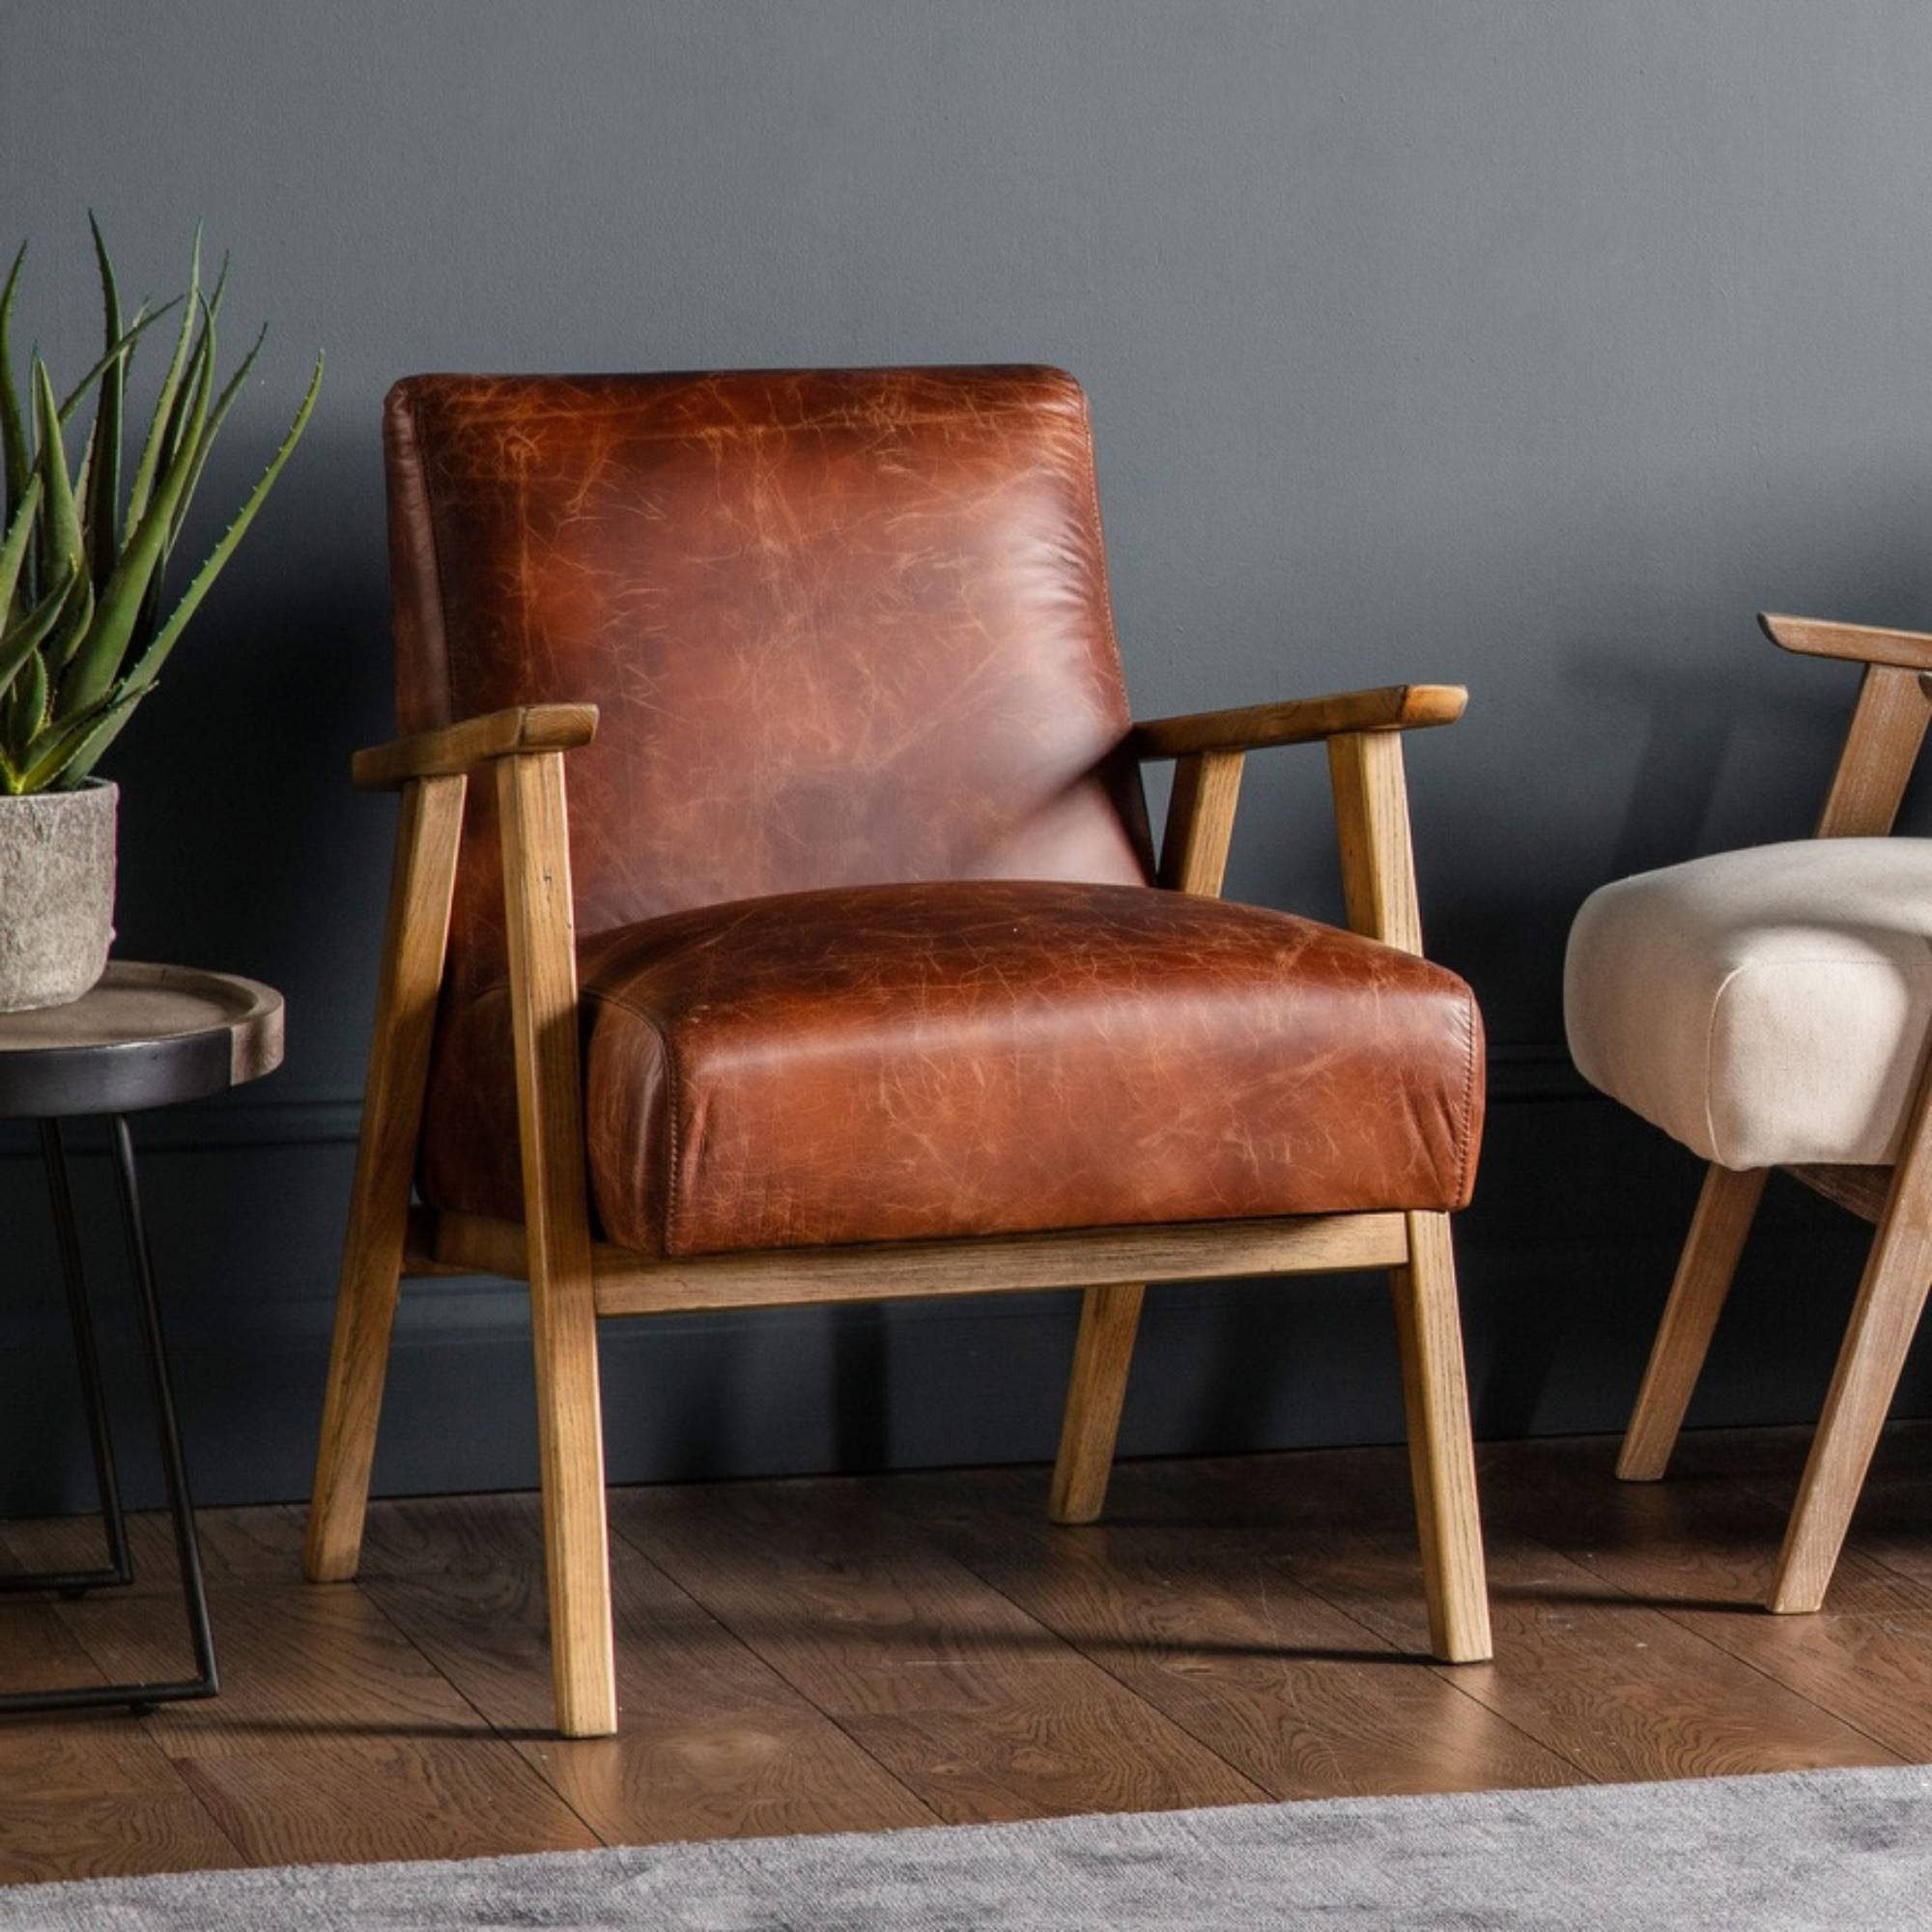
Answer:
[1565,838,1932,1169]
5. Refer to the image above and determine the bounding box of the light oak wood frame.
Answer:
[305,683,1492,1737]
[1617,613,1932,1615]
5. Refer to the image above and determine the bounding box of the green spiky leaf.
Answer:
[18,679,138,792]
[0,562,77,703]
[124,224,200,534]
[38,681,151,790]
[3,636,48,770]
[47,564,93,674]
[0,474,41,625]
[0,242,26,548]
[55,300,213,721]
[128,295,218,655]
[56,297,182,426]
[0,222,319,790]
[166,322,267,554]
[32,357,85,591]
[156,289,214,487]
[81,212,124,588]
[123,348,322,702]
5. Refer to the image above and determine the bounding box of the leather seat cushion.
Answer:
[1565,838,1932,1168]
[421,879,1484,1255]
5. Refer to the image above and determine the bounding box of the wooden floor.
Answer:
[5,1421,1932,1884]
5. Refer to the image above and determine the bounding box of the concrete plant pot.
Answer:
[0,781,117,1012]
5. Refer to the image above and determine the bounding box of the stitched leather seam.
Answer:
[403,388,461,728]
[412,399,1088,445]
[482,944,1469,1237]
[580,985,684,1252]
[470,978,682,1248]
[1455,988,1481,1205]
[1073,391,1136,724]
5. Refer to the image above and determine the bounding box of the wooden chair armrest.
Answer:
[352,704,600,790]
[1142,685,1460,951]
[1129,684,1466,762]
[1762,613,1932,673]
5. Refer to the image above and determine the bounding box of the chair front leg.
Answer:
[306,774,466,1583]
[1328,728,1491,1661]
[498,750,618,1738]
[1771,1135,1932,1613]
[1618,1163,1767,1482]
[1393,1213,1492,1661]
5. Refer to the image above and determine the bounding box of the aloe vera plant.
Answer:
[0,218,323,793]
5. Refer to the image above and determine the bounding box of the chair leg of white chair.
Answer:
[1771,1179,1932,1614]
[1618,1163,1768,1482]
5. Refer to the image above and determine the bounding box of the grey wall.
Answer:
[2,1,1927,1511]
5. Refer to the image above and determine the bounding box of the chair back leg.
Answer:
[1617,1163,1768,1482]
[1049,1282,1147,1523]
[1392,1212,1492,1662]
[498,751,619,1737]
[306,774,467,1582]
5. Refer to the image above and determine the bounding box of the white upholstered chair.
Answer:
[1567,611,1932,1613]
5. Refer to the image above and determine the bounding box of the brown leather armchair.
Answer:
[304,367,1491,1738]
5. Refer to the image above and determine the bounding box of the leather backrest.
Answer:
[384,367,1153,998]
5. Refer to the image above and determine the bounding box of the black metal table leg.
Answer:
[0,1122,133,1600]
[0,1115,220,1718]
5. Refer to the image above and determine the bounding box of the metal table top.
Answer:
[0,963,285,1119]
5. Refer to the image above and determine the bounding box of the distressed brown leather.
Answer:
[420,880,1484,1254]
[387,366,1486,1251]
[387,368,1153,1020]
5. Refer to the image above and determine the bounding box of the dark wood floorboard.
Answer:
[1486,1428,1932,1763]
[1112,1445,1899,1783]
[609,1479,1266,1824]
[2,1426,1930,1883]
[2,1503,307,1598]
[0,1600,242,1883]
[878,1465,1579,1799]
[174,1737,602,1868]
[357,1491,937,1843]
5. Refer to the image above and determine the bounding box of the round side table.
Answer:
[0,963,284,1717]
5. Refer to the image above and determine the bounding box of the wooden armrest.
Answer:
[1130,684,1466,762]
[1761,612,1932,673]
[352,704,599,790]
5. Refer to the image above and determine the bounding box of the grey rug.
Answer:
[7,1764,1931,1930]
